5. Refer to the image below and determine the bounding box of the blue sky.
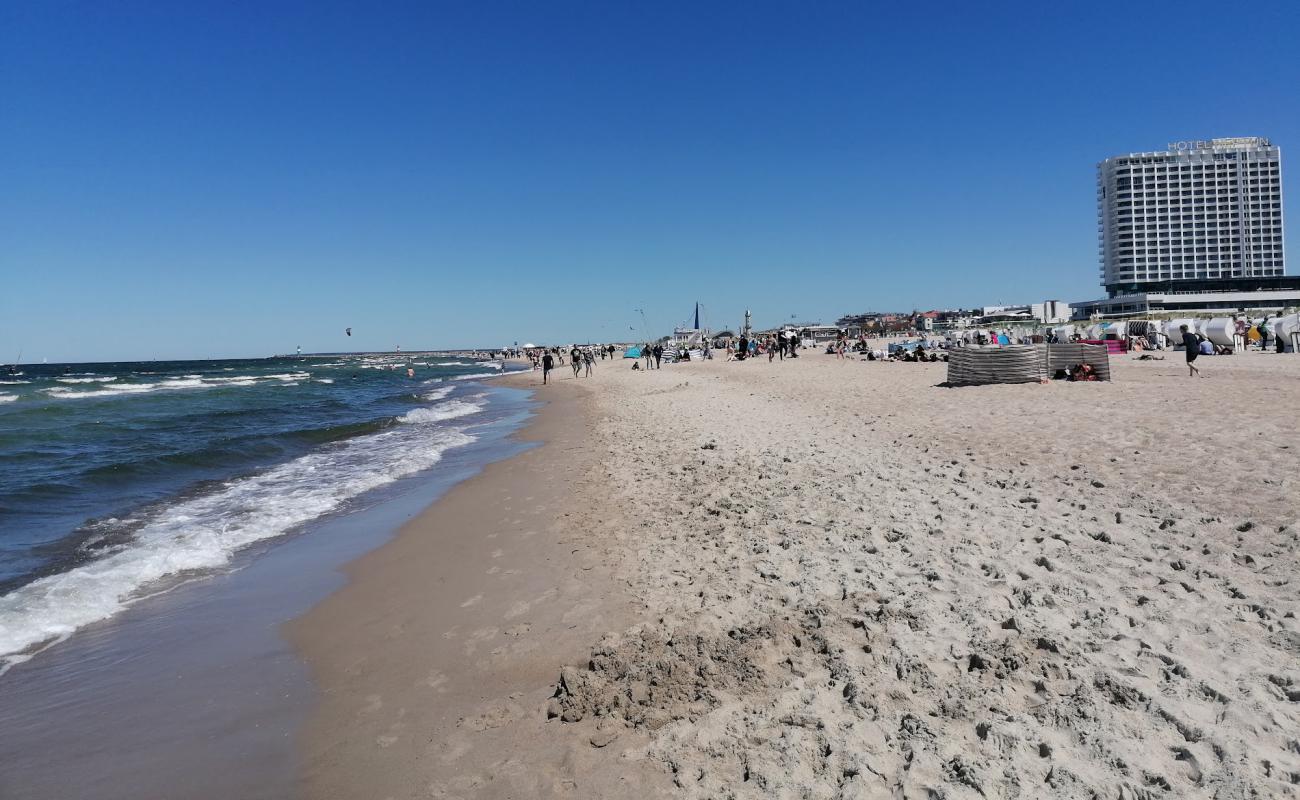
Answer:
[3,0,1298,361]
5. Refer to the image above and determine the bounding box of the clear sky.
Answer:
[3,0,1298,361]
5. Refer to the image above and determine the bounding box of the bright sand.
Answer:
[293,350,1300,798]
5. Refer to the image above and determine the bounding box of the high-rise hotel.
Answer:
[1076,137,1297,318]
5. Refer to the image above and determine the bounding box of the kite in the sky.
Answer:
[346,327,352,337]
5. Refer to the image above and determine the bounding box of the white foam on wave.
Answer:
[422,386,453,402]
[41,371,318,399]
[398,398,485,424]
[55,376,118,384]
[436,360,469,366]
[450,371,504,382]
[0,394,17,403]
[0,380,29,385]
[203,375,261,383]
[315,378,335,384]
[0,416,479,670]
[44,384,159,399]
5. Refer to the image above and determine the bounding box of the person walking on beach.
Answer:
[541,351,554,384]
[1180,325,1203,378]
[583,348,594,377]
[1257,316,1271,351]
[570,346,582,377]
[652,343,664,369]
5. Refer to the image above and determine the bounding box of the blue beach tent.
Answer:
[624,346,642,358]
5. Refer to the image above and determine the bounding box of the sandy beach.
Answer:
[294,350,1300,799]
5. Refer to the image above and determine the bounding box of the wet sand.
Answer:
[290,371,672,798]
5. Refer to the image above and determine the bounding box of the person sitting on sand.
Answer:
[1070,363,1098,381]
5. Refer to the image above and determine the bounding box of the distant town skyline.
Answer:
[3,1,1299,361]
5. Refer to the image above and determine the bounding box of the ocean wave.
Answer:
[450,371,503,381]
[44,384,160,399]
[315,378,335,384]
[0,380,30,385]
[398,399,484,424]
[0,394,17,403]
[40,372,315,399]
[55,376,118,384]
[422,386,453,402]
[0,421,477,669]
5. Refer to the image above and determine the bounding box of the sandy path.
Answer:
[551,350,1300,799]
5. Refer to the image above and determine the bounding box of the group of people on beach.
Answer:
[528,345,618,384]
[724,330,802,362]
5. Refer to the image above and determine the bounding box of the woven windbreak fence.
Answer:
[945,344,1111,386]
[945,346,1043,386]
[1044,343,1111,381]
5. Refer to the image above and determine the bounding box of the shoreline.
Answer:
[0,380,540,800]
[289,367,673,798]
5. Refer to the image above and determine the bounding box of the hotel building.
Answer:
[1074,137,1298,318]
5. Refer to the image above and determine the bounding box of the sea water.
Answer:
[0,353,524,672]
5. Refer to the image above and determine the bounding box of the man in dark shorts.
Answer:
[1180,324,1202,378]
[541,350,554,384]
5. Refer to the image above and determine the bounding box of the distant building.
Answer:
[1099,137,1283,291]
[979,301,1071,324]
[1078,137,1298,317]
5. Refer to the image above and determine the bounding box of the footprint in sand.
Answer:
[491,548,504,558]
[503,601,531,619]
[562,598,602,624]
[458,700,521,732]
[504,623,532,636]
[463,626,499,655]
[486,565,501,575]
[423,670,449,692]
[359,694,383,715]
[437,738,472,764]
[460,594,483,608]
